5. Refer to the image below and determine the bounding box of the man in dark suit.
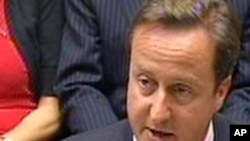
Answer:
[221,0,250,123]
[61,0,241,140]
[54,0,144,134]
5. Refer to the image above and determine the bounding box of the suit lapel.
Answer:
[110,120,133,141]
[213,114,231,141]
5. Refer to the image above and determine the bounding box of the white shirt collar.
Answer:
[204,120,214,141]
[133,120,214,141]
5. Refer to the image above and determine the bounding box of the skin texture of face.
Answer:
[127,23,231,141]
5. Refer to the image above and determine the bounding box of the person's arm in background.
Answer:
[54,0,118,133]
[2,0,64,141]
[222,0,250,123]
[3,97,61,141]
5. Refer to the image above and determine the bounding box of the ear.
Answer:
[215,76,232,111]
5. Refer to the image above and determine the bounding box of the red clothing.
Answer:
[0,0,37,134]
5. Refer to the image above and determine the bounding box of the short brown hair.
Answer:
[130,0,241,84]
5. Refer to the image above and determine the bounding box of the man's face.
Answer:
[127,23,230,141]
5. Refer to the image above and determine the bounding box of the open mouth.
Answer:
[147,128,175,141]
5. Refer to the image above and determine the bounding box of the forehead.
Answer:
[131,23,216,68]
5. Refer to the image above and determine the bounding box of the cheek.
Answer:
[127,79,149,113]
[172,104,214,141]
[174,97,216,128]
[179,95,217,119]
[127,80,150,132]
[196,93,218,114]
[127,81,147,118]
[172,92,217,122]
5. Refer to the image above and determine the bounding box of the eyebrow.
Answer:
[132,62,202,86]
[168,76,201,87]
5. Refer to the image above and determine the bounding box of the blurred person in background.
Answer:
[222,0,250,123]
[55,0,144,134]
[0,0,64,141]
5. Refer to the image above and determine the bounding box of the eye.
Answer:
[137,75,157,95]
[170,83,193,104]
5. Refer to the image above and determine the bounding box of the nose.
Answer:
[150,91,172,125]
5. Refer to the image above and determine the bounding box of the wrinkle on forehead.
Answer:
[131,23,216,68]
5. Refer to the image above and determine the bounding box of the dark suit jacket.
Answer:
[61,114,234,141]
[222,0,250,123]
[55,0,144,133]
[6,0,64,98]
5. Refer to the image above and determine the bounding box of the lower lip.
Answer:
[148,129,175,141]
